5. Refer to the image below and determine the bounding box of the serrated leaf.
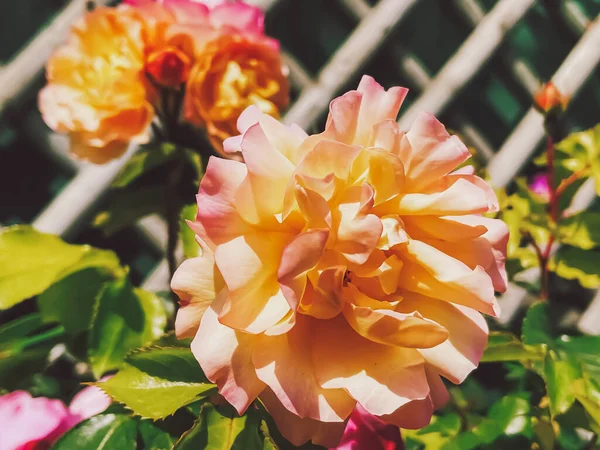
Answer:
[522,302,553,346]
[174,404,263,450]
[481,331,545,363]
[550,246,600,288]
[180,204,200,259]
[113,143,178,188]
[0,226,121,310]
[38,268,113,334]
[88,279,167,378]
[138,420,177,449]
[52,414,137,450]
[544,351,582,416]
[98,346,214,419]
[559,213,600,250]
[93,187,167,236]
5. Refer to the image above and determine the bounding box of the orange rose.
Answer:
[183,34,289,155]
[39,7,154,164]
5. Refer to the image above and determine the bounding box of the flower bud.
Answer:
[146,46,191,88]
[534,82,568,114]
[529,173,551,202]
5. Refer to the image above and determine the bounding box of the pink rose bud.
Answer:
[529,173,551,202]
[332,405,404,450]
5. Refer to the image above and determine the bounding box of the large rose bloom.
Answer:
[172,76,508,446]
[39,7,153,164]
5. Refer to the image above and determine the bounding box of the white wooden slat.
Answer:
[397,0,536,131]
[338,0,495,160]
[488,17,600,188]
[284,0,418,129]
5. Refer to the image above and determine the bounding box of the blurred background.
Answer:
[0,0,599,329]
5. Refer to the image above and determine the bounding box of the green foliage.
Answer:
[559,212,600,250]
[521,301,553,346]
[554,124,600,194]
[0,313,43,344]
[113,143,179,188]
[88,279,167,378]
[93,187,167,236]
[550,246,600,288]
[174,404,266,450]
[0,225,122,309]
[98,346,215,419]
[180,204,200,259]
[52,414,138,450]
[481,331,544,363]
[138,420,177,449]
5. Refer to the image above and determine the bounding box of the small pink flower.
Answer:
[0,387,111,450]
[529,173,551,202]
[332,405,404,450]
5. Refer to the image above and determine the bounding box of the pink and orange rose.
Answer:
[40,0,287,163]
[172,76,508,446]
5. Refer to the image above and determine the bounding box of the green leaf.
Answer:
[521,302,553,346]
[88,279,167,378]
[113,143,178,188]
[555,124,600,194]
[550,246,600,288]
[481,332,545,363]
[174,404,263,450]
[38,268,113,334]
[557,335,600,385]
[183,148,205,181]
[0,226,120,310]
[544,351,581,416]
[559,213,600,250]
[52,414,137,450]
[98,346,215,419]
[180,204,200,259]
[93,187,166,236]
[404,414,461,450]
[475,393,533,443]
[0,347,50,389]
[0,313,43,345]
[138,420,177,449]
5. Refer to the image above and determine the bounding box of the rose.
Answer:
[183,33,288,155]
[172,76,508,446]
[332,405,404,450]
[0,387,110,450]
[39,7,153,164]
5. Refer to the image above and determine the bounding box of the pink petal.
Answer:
[253,315,356,422]
[192,292,265,414]
[209,2,264,34]
[312,316,430,417]
[332,404,404,450]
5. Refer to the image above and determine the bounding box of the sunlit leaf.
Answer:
[555,124,600,194]
[98,346,214,419]
[544,351,581,416]
[0,226,121,310]
[550,246,600,288]
[180,204,200,259]
[52,414,137,450]
[482,332,545,363]
[559,212,600,250]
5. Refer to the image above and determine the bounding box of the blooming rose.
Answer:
[183,33,289,155]
[171,76,508,446]
[39,7,154,164]
[0,387,110,450]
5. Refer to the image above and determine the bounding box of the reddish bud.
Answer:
[146,47,191,88]
[534,82,568,114]
[529,173,551,202]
